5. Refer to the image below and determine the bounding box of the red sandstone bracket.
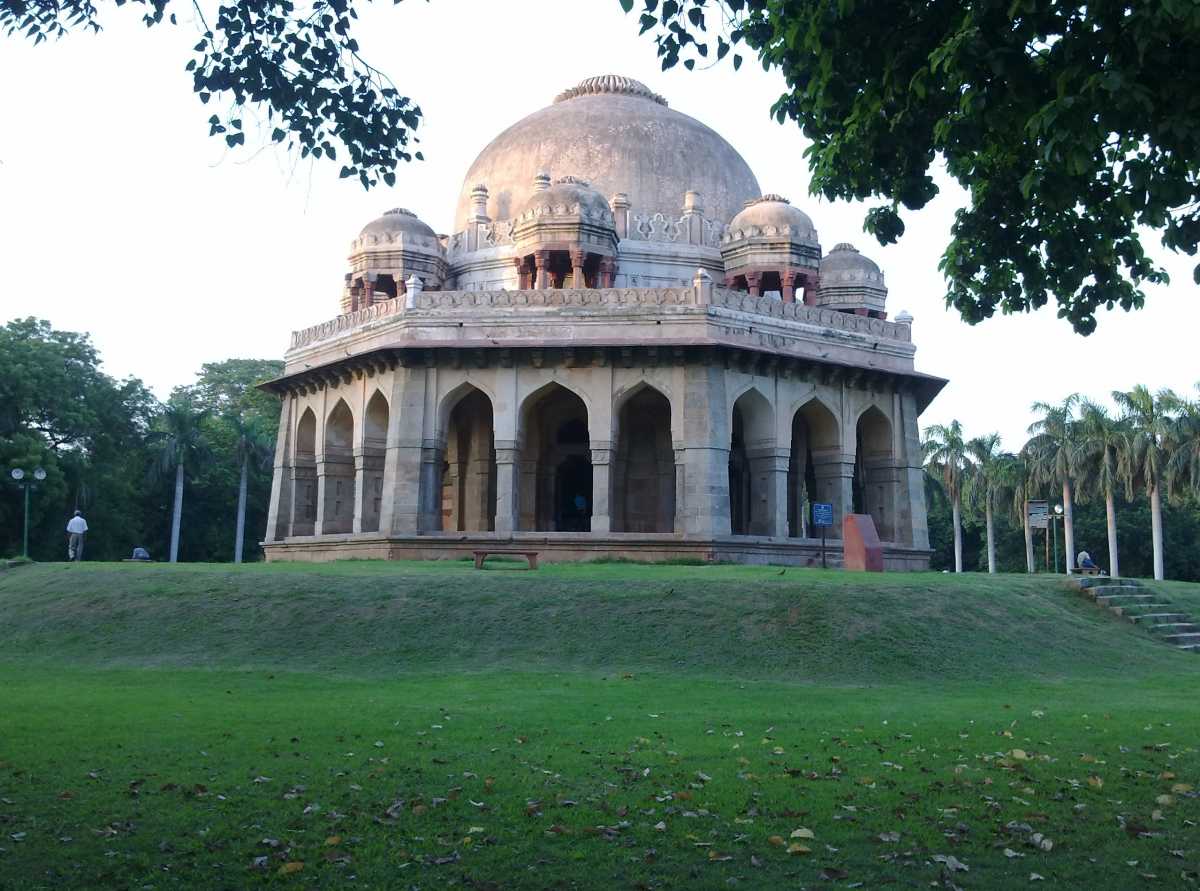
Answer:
[843,514,884,572]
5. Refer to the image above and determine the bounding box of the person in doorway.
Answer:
[66,510,88,561]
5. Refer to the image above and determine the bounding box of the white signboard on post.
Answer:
[1027,500,1049,529]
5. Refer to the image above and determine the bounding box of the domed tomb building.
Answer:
[260,75,946,568]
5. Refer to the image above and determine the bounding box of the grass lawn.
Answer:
[1,562,1198,889]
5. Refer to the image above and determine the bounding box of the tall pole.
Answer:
[22,483,30,559]
[1052,517,1059,574]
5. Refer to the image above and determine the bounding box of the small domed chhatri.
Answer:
[260,75,946,571]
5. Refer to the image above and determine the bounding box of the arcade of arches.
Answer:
[277,380,905,546]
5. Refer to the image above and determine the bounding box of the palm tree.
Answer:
[1075,401,1127,578]
[149,402,211,563]
[964,433,1007,574]
[1003,452,1038,574]
[1113,385,1176,581]
[1164,384,1200,503]
[1025,395,1080,574]
[923,421,971,573]
[231,416,273,564]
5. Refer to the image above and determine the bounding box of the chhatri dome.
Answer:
[261,73,945,572]
[454,74,760,231]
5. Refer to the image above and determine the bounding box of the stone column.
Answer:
[812,448,854,540]
[513,257,528,289]
[534,251,549,289]
[571,249,586,289]
[745,271,762,298]
[494,444,520,535]
[681,363,731,537]
[417,442,444,532]
[352,449,369,533]
[781,270,798,304]
[673,447,687,533]
[894,389,930,549]
[590,447,612,533]
[379,366,427,535]
[264,394,293,542]
[864,459,900,543]
[611,193,630,239]
[747,448,788,537]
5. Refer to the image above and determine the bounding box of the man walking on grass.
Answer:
[66,510,88,561]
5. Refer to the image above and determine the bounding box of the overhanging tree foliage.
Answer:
[2,0,422,188]
[626,0,1200,334]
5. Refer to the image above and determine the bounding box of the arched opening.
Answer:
[787,398,840,537]
[518,384,592,531]
[321,399,356,534]
[613,386,674,533]
[359,391,389,533]
[728,388,774,536]
[440,387,497,532]
[291,407,317,535]
[853,406,896,541]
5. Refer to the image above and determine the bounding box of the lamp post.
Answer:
[9,467,47,559]
[1050,503,1064,574]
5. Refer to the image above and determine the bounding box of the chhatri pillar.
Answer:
[534,251,549,289]
[571,249,586,289]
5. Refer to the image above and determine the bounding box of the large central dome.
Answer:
[454,75,761,233]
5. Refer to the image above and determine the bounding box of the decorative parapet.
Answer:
[289,285,910,350]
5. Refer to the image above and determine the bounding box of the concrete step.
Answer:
[1129,612,1190,624]
[1112,603,1174,616]
[1077,578,1141,591]
[1177,643,1200,653]
[1149,623,1200,635]
[1162,632,1200,646]
[1096,592,1160,606]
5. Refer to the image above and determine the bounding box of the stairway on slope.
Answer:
[1072,577,1200,653]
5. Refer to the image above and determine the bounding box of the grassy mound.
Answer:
[1,561,1196,682]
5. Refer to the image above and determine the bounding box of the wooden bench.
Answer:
[473,549,539,570]
[1078,565,1102,576]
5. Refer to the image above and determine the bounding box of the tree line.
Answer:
[924,387,1200,581]
[0,318,282,563]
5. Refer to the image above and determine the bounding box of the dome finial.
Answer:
[554,75,668,107]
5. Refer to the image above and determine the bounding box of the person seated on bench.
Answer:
[1077,550,1102,574]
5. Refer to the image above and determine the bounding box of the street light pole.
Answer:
[1051,503,1064,574]
[9,467,47,559]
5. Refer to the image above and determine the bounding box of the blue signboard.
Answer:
[812,502,834,528]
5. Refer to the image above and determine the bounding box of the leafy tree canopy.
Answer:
[626,0,1200,334]
[2,0,421,188]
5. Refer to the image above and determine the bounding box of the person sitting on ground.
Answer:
[65,510,88,562]
[131,546,151,561]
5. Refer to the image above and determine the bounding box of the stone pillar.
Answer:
[682,190,704,245]
[264,395,293,542]
[745,271,762,298]
[590,447,612,533]
[571,249,586,289]
[469,184,490,223]
[494,444,520,535]
[513,257,527,289]
[802,274,818,306]
[417,443,444,532]
[781,270,798,304]
[363,273,377,308]
[599,257,616,288]
[352,450,368,533]
[611,193,630,239]
[315,456,354,535]
[693,267,713,305]
[673,447,687,533]
[747,448,788,537]
[894,389,929,549]
[864,459,899,543]
[681,363,731,537]
[812,449,854,540]
[379,366,427,535]
[534,251,549,290]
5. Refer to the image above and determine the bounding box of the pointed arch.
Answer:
[613,383,675,533]
[853,404,896,541]
[438,379,499,436]
[729,387,777,535]
[787,396,845,538]
[359,391,389,532]
[439,383,497,533]
[290,407,318,535]
[518,381,592,531]
[319,398,356,534]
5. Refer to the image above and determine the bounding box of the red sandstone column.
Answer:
[513,257,527,289]
[745,271,762,298]
[534,251,549,289]
[571,249,586,289]
[782,270,797,303]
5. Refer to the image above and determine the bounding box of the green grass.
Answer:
[1,562,1198,889]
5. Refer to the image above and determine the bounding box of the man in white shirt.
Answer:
[66,511,88,561]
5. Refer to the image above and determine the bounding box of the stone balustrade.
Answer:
[289,285,911,350]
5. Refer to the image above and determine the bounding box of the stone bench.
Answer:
[473,550,539,570]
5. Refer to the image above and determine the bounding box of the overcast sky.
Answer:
[1,0,1195,448]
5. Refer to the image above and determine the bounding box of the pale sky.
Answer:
[1,0,1195,448]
